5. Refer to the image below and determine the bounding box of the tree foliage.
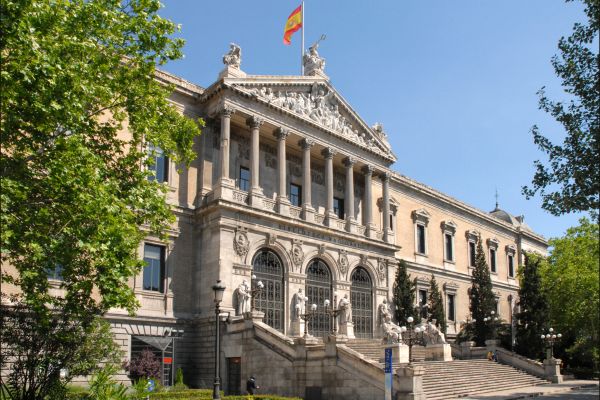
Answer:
[469,239,497,346]
[540,218,599,372]
[427,274,446,334]
[123,348,161,383]
[392,259,417,324]
[0,298,121,400]
[523,0,599,217]
[515,253,549,360]
[1,0,201,314]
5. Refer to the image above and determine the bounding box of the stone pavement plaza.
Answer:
[463,380,599,400]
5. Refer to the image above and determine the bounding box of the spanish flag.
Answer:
[283,5,302,45]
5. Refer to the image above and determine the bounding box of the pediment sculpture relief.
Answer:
[247,83,387,154]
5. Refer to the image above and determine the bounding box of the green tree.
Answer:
[522,0,599,217]
[392,259,417,324]
[541,218,599,374]
[0,0,201,397]
[0,299,121,400]
[428,274,446,334]
[515,253,549,360]
[469,239,497,346]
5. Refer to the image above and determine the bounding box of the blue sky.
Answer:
[158,0,588,240]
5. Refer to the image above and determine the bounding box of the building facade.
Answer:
[46,46,549,389]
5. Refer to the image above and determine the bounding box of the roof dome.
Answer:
[489,207,533,232]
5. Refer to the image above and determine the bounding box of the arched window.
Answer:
[252,249,284,332]
[351,267,373,338]
[305,259,332,337]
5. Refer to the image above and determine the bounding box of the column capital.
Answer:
[362,164,375,175]
[274,127,290,141]
[343,157,357,168]
[321,147,337,159]
[299,138,316,149]
[219,106,236,118]
[380,171,391,182]
[246,115,265,129]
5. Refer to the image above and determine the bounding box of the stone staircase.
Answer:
[346,339,547,400]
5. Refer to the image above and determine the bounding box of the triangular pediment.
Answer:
[223,77,396,163]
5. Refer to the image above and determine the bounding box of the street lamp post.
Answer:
[324,295,343,336]
[212,280,226,400]
[400,316,424,363]
[250,274,264,312]
[483,311,499,340]
[299,303,318,338]
[541,328,562,359]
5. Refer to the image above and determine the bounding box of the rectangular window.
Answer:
[47,264,64,281]
[419,289,428,318]
[333,197,344,219]
[508,254,514,277]
[239,166,250,191]
[445,233,454,261]
[469,241,476,267]
[447,294,456,321]
[148,145,169,183]
[143,243,165,293]
[490,248,497,273]
[417,224,426,254]
[290,183,302,207]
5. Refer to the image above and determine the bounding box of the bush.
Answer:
[124,348,161,382]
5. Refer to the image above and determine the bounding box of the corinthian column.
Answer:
[219,106,235,185]
[275,127,290,215]
[344,157,356,232]
[300,138,315,222]
[362,165,375,238]
[381,172,391,243]
[246,115,264,207]
[322,147,337,227]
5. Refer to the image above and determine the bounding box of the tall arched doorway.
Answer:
[305,259,332,337]
[252,249,285,332]
[351,266,373,338]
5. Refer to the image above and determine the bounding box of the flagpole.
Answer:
[301,1,305,75]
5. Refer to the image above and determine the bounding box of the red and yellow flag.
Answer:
[283,5,302,45]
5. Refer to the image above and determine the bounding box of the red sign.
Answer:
[163,357,172,364]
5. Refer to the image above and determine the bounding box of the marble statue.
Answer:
[423,320,447,345]
[381,315,404,344]
[293,288,307,320]
[303,39,326,74]
[223,43,241,68]
[338,294,352,324]
[378,300,392,328]
[236,280,251,315]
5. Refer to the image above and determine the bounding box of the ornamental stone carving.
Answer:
[288,155,302,177]
[233,229,249,257]
[290,241,304,269]
[338,250,349,275]
[223,43,241,68]
[377,258,387,282]
[267,233,277,246]
[311,169,324,185]
[303,40,326,75]
[318,243,326,256]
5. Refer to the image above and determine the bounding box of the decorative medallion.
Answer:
[288,155,302,177]
[338,250,349,275]
[377,258,387,282]
[290,241,304,269]
[233,229,249,258]
[311,169,325,185]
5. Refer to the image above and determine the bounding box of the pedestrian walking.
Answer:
[246,375,259,395]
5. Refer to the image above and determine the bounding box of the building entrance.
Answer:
[351,267,373,338]
[252,249,284,332]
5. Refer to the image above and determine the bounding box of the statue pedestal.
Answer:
[218,65,246,79]
[425,343,452,361]
[543,358,563,383]
[338,322,355,339]
[396,364,426,400]
[290,319,305,337]
[380,343,409,364]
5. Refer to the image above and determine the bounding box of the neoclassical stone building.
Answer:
[101,46,547,391]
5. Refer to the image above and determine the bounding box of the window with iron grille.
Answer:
[350,267,373,339]
[252,249,284,332]
[305,259,332,337]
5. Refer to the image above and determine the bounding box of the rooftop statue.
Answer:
[303,35,326,76]
[223,43,241,68]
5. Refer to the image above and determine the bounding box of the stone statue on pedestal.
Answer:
[303,37,326,76]
[236,280,251,315]
[223,43,241,68]
[423,320,447,345]
[382,315,404,344]
[293,288,307,321]
[378,300,392,331]
[338,294,352,324]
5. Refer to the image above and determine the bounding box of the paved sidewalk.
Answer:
[462,380,599,400]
